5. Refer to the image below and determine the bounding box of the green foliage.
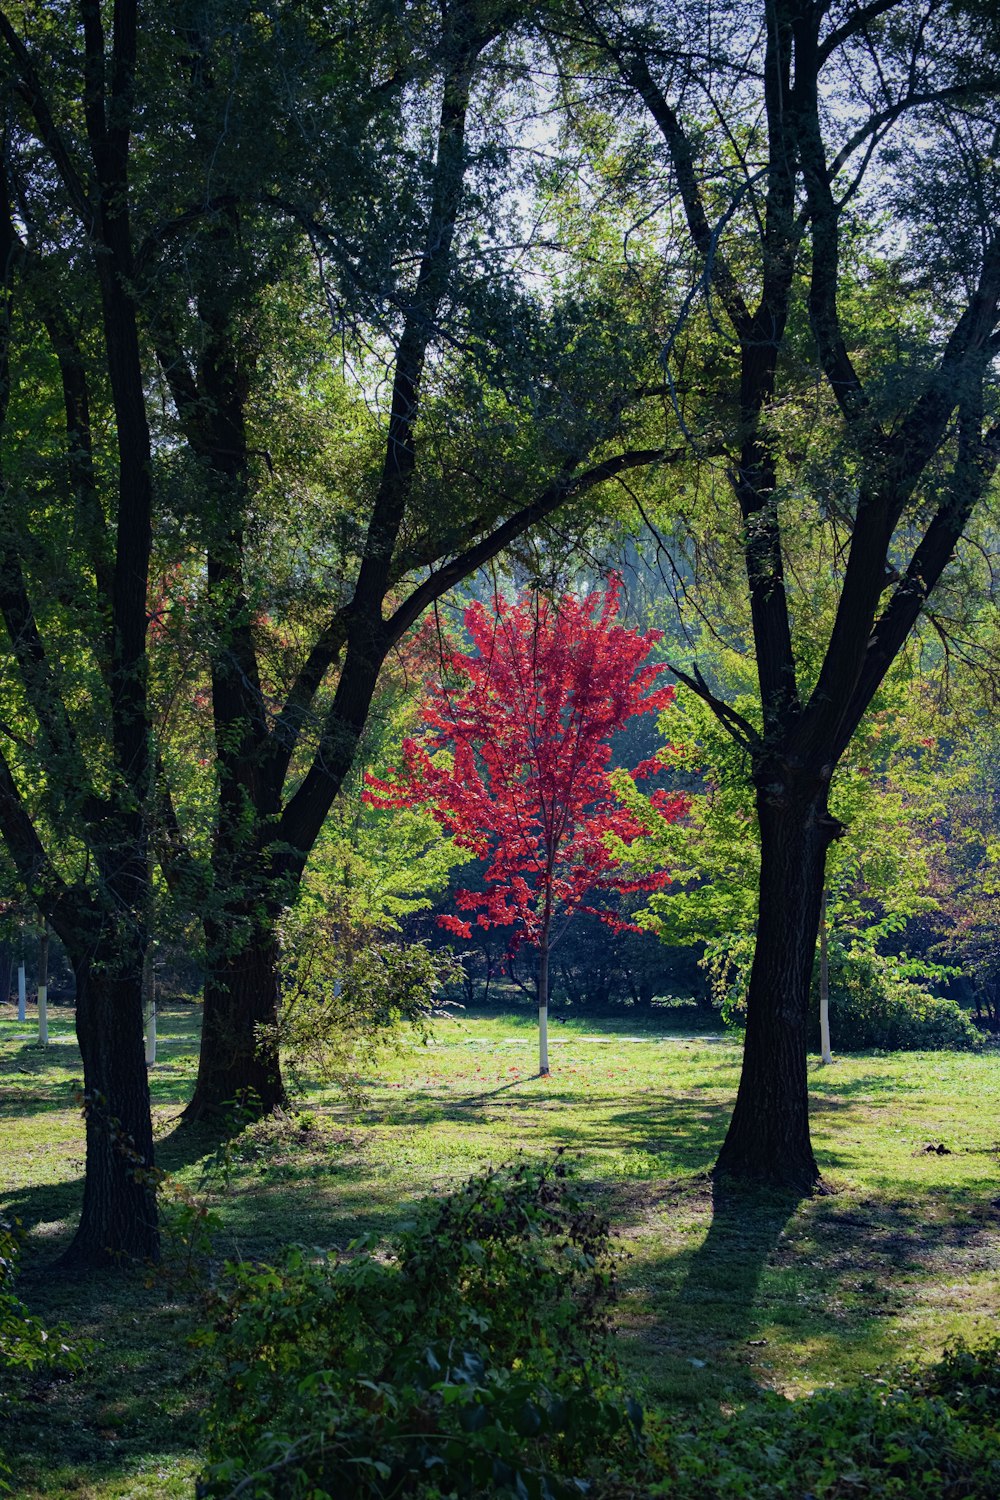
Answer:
[925,721,1000,1033]
[615,656,949,1033]
[652,1340,1000,1499]
[270,678,472,1096]
[273,908,463,1099]
[0,1219,85,1384]
[302,771,472,938]
[154,1171,226,1291]
[805,949,982,1054]
[716,941,978,1053]
[194,1157,640,1499]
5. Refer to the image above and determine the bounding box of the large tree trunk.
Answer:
[713,775,840,1191]
[184,918,286,1120]
[64,950,159,1268]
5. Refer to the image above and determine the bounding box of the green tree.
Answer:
[0,0,162,1264]
[925,719,1000,1033]
[0,0,684,1261]
[568,0,1000,1186]
[139,0,682,1117]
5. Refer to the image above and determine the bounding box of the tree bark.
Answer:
[65,949,159,1267]
[714,770,840,1191]
[184,918,286,1120]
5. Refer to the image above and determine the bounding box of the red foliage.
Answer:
[365,579,688,952]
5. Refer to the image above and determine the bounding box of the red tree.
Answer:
[365,580,688,1072]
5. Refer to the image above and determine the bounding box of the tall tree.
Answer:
[567,0,1000,1185]
[365,580,687,1072]
[0,0,686,1270]
[0,0,158,1263]
[141,0,682,1117]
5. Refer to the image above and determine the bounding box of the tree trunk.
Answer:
[538,940,550,1075]
[184,920,286,1120]
[714,776,839,1191]
[64,951,159,1268]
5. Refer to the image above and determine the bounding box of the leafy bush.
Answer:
[916,1337,1000,1417]
[0,1218,87,1387]
[651,1340,1000,1498]
[807,948,982,1052]
[194,1174,1000,1500]
[271,908,462,1099]
[722,942,981,1051]
[195,1157,641,1499]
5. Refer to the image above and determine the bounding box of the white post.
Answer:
[17,961,26,1023]
[143,942,156,1066]
[538,943,550,1076]
[37,924,49,1047]
[145,1001,156,1067]
[819,889,832,1065]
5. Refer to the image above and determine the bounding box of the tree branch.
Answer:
[835,405,1000,759]
[0,8,93,227]
[384,448,677,646]
[666,661,760,753]
[616,50,753,340]
[817,0,912,66]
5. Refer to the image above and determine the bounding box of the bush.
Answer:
[651,1340,1000,1498]
[194,1175,1000,1500]
[722,942,981,1051]
[807,949,982,1053]
[0,1218,87,1389]
[272,910,462,1100]
[195,1157,641,1499]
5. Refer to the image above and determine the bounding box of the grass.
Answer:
[2,997,999,1497]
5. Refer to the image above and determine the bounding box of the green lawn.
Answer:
[2,998,999,1497]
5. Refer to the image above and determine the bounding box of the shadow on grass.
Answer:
[602,1176,803,1410]
[617,1167,1000,1412]
[363,1081,740,1178]
[808,1072,919,1099]
[459,1074,539,1103]
[2,1265,203,1499]
[677,1178,803,1335]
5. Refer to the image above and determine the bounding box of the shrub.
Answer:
[195,1157,641,1499]
[271,914,462,1100]
[807,948,982,1052]
[0,1218,87,1388]
[722,941,981,1051]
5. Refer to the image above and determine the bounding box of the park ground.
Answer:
[1,998,999,1498]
